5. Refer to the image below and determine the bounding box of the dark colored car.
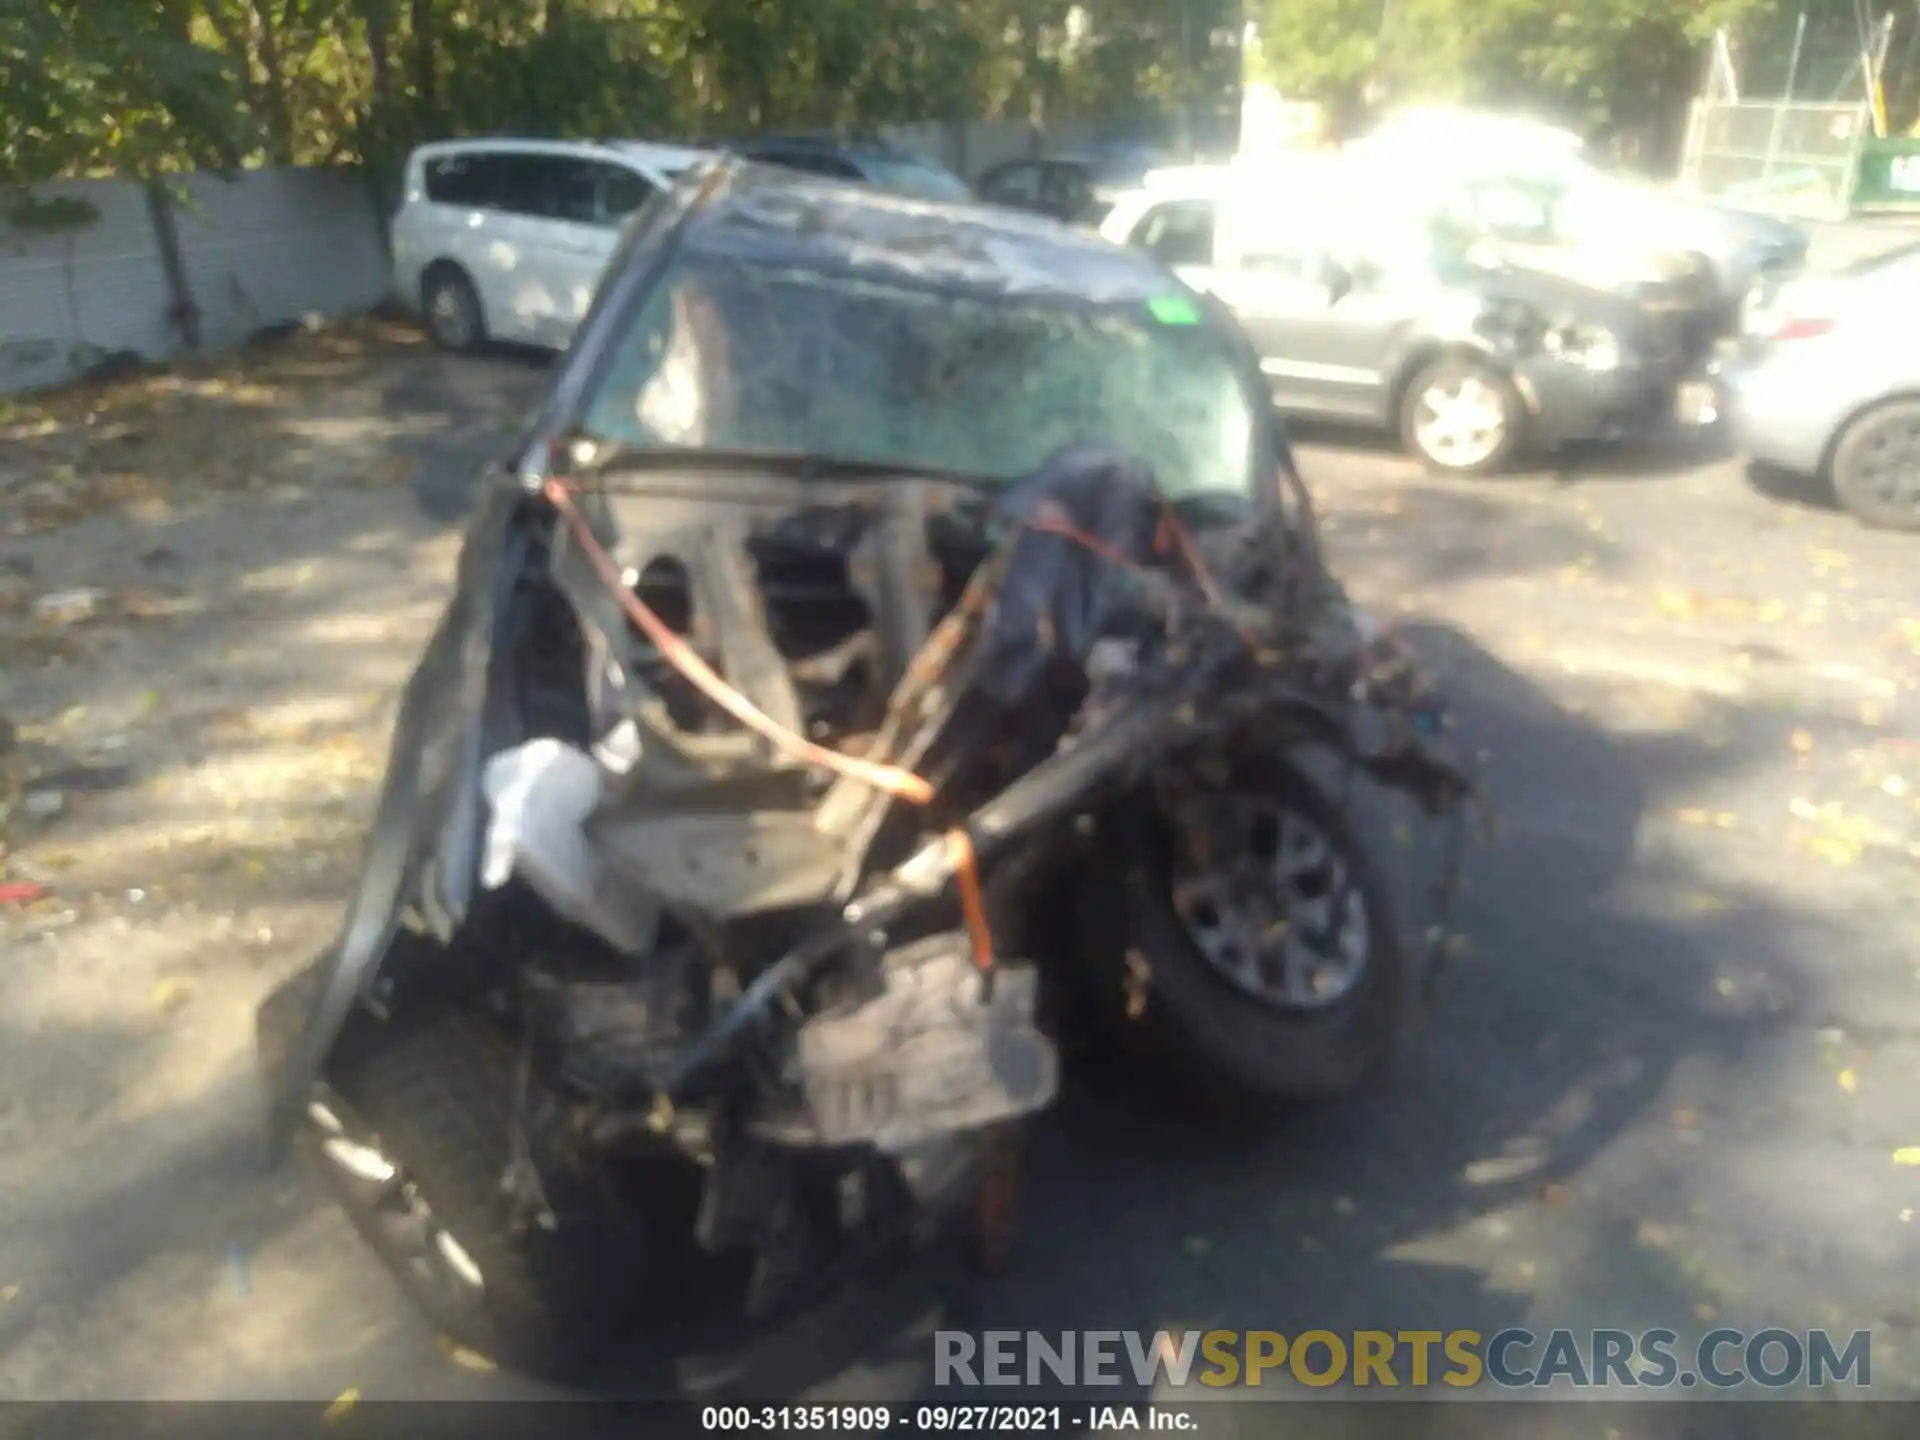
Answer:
[255,157,1473,1379]
[976,145,1178,226]
[719,133,973,202]
[1103,168,1714,475]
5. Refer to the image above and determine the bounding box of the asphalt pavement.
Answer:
[7,350,1920,1430]
[379,404,1920,1414]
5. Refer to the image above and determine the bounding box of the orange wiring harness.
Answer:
[541,473,1218,976]
[544,476,935,805]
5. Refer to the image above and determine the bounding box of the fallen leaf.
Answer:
[1693,1303,1719,1323]
[1672,1108,1697,1129]
[153,979,190,1014]
[323,1390,359,1423]
[0,1285,17,1303]
[437,1336,497,1372]
[1541,1184,1569,1206]
[1808,835,1862,866]
[1757,600,1787,623]
[1654,589,1700,619]
[1714,977,1736,997]
[1676,807,1713,826]
[1838,1068,1858,1094]
[1636,1222,1673,1248]
[1464,1154,1540,1185]
[1882,776,1908,798]
[1901,1209,1914,1223]
[1893,1148,1920,1167]
[1683,891,1729,914]
[1791,730,1814,754]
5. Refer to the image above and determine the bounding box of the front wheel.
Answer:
[1399,355,1524,476]
[1830,398,1920,531]
[1075,758,1407,1106]
[299,1007,650,1381]
[421,265,488,354]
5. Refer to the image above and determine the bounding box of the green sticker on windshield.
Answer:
[1148,293,1201,326]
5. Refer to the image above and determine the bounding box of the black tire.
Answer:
[1398,353,1524,476]
[1075,758,1406,1106]
[306,1006,648,1381]
[1830,397,1920,532]
[421,264,487,353]
[257,952,330,1089]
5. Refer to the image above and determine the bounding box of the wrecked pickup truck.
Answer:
[255,158,1476,1380]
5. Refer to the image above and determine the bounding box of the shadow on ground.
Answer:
[0,343,1902,1422]
[182,624,1849,1435]
[1744,459,1842,519]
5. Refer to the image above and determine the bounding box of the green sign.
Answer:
[1148,294,1202,326]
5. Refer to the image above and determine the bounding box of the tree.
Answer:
[1,0,253,182]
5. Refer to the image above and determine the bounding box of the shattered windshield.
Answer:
[579,251,1259,499]
[863,156,973,202]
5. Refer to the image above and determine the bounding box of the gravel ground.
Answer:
[2,326,1918,1425]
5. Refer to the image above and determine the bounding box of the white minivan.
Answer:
[391,137,709,352]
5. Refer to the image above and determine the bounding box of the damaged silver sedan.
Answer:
[256,158,1475,1380]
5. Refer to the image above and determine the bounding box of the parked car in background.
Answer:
[1100,161,1710,475]
[392,138,707,352]
[976,143,1178,225]
[718,134,972,201]
[1346,109,1810,342]
[1720,240,1920,530]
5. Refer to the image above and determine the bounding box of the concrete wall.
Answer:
[878,118,1105,179]
[0,167,391,396]
[0,123,1107,397]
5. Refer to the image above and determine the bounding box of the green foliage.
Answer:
[0,0,1844,186]
[1253,0,1796,147]
[0,0,254,182]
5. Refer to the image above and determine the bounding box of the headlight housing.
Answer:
[1543,322,1622,371]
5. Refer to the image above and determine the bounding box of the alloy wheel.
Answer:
[1166,793,1372,1011]
[1412,373,1509,470]
[309,1096,489,1314]
[428,282,477,350]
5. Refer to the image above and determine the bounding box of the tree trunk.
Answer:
[367,0,394,108]
[410,0,437,113]
[144,181,202,352]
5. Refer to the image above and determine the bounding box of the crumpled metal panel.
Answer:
[690,163,1186,305]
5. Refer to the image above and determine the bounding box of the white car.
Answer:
[1720,240,1920,529]
[391,137,708,352]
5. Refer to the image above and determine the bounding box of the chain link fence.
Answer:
[1677,99,1871,219]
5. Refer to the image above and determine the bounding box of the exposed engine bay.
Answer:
[257,443,1477,1382]
[405,441,1473,1311]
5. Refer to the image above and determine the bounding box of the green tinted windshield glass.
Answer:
[864,156,972,202]
[580,253,1258,498]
